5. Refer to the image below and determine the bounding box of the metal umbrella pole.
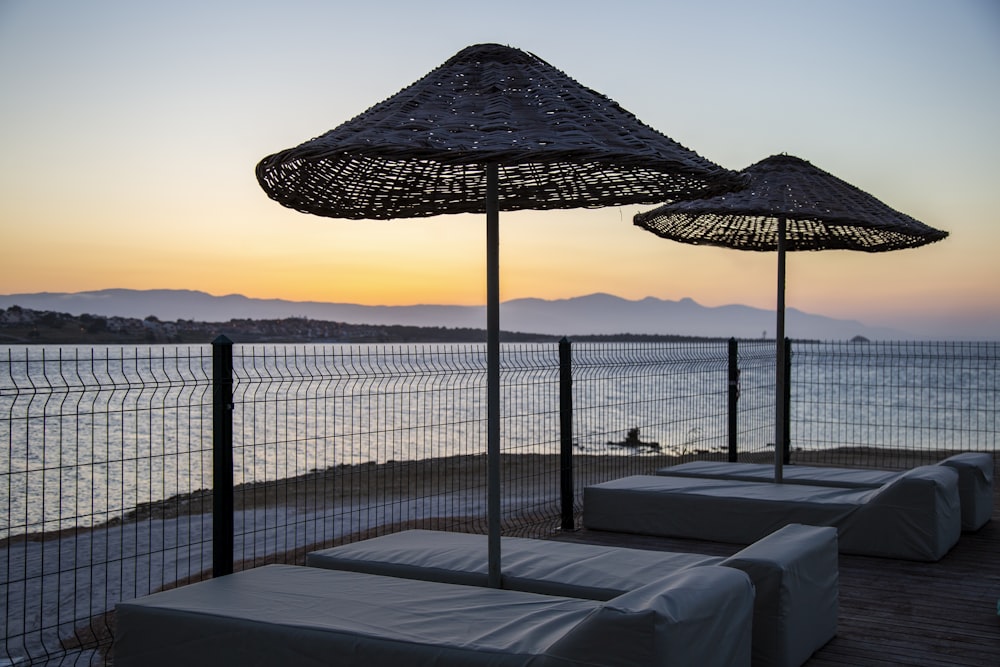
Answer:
[774,215,787,483]
[486,163,501,587]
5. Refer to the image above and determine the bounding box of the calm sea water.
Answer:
[2,341,996,539]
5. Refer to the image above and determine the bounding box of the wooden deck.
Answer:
[553,466,1000,666]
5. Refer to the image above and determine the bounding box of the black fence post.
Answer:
[559,337,575,531]
[783,338,792,465]
[728,338,739,462]
[212,335,234,577]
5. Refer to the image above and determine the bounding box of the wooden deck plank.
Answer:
[554,459,1000,666]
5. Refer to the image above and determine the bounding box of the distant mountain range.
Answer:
[0,289,908,340]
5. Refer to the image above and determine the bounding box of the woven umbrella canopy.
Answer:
[634,153,948,481]
[256,43,741,587]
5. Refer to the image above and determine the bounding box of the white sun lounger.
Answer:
[655,452,993,531]
[115,563,754,667]
[306,525,838,667]
[584,465,961,561]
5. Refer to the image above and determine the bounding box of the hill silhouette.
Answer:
[0,289,906,340]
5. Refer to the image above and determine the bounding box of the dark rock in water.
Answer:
[607,427,660,450]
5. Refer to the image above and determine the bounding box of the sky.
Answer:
[1,0,998,339]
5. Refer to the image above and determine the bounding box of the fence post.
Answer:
[559,337,575,531]
[728,338,739,462]
[212,335,234,577]
[783,338,792,465]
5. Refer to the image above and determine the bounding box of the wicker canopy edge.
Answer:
[635,212,946,252]
[633,154,949,252]
[256,43,741,220]
[256,157,734,220]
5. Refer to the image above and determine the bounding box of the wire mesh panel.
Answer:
[229,344,491,568]
[734,339,778,460]
[790,340,1000,467]
[569,340,732,488]
[497,344,561,536]
[1,345,213,666]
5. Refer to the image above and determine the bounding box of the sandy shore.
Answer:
[6,446,957,546]
[1,447,968,665]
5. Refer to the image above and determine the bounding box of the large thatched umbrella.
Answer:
[633,153,948,481]
[256,43,741,587]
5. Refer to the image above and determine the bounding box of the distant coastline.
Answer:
[0,288,916,341]
[0,305,723,345]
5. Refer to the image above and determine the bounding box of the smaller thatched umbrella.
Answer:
[634,154,948,481]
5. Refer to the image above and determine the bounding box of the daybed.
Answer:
[655,452,993,531]
[584,465,961,561]
[307,524,838,667]
[115,563,754,667]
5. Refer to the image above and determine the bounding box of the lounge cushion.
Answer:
[309,529,720,600]
[724,523,838,667]
[584,465,960,561]
[115,564,754,667]
[939,453,994,530]
[308,525,838,667]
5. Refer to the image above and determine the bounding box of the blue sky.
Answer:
[1,0,998,339]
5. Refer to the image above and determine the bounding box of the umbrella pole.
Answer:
[774,216,787,483]
[486,163,501,588]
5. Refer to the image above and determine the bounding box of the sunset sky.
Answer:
[1,1,998,339]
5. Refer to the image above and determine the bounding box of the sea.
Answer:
[2,341,997,540]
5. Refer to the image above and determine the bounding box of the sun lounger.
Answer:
[307,525,838,667]
[655,452,993,531]
[584,465,961,561]
[115,563,754,667]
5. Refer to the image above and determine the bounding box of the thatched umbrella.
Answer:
[257,43,741,586]
[633,153,948,481]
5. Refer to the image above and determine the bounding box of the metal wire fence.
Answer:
[1,338,997,665]
[1,346,214,666]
